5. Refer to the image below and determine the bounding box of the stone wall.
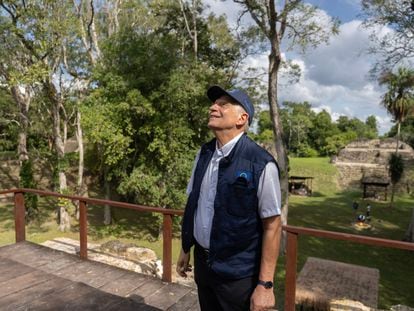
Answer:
[333,139,414,193]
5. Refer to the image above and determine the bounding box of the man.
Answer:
[177,85,282,311]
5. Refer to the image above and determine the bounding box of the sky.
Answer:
[204,0,393,134]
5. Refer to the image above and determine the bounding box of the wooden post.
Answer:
[79,200,88,260]
[162,214,173,282]
[14,192,26,242]
[284,231,298,311]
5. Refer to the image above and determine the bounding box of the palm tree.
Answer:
[379,67,414,208]
[379,67,414,152]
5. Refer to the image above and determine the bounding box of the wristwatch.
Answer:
[258,280,273,289]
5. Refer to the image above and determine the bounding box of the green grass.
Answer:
[282,157,414,309]
[1,157,413,309]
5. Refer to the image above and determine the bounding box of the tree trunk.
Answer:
[192,0,198,61]
[390,123,401,208]
[104,168,112,225]
[10,86,30,163]
[75,108,85,220]
[268,40,289,254]
[45,80,70,231]
[404,208,414,242]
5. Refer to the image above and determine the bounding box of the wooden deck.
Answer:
[0,242,199,310]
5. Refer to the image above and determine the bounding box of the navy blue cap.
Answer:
[207,85,255,125]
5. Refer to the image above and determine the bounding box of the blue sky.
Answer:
[306,0,362,22]
[205,0,393,134]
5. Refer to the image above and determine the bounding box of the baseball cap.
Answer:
[207,85,255,125]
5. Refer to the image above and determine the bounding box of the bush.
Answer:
[296,143,319,157]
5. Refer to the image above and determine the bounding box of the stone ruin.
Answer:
[332,138,414,195]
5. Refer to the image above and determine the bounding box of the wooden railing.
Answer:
[2,188,414,310]
[283,225,414,311]
[0,188,183,283]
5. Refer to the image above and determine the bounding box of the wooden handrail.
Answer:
[0,188,182,282]
[0,188,183,216]
[3,189,414,307]
[282,224,414,311]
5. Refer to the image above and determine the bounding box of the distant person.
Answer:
[357,214,366,223]
[352,201,359,212]
[366,204,371,219]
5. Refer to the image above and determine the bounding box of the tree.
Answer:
[362,0,414,73]
[365,115,379,138]
[379,67,414,209]
[379,67,414,153]
[232,0,339,250]
[387,116,414,148]
[309,110,339,155]
[388,153,404,208]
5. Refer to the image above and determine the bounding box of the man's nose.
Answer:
[209,103,219,111]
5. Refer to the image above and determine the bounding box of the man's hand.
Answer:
[250,285,275,311]
[176,248,192,277]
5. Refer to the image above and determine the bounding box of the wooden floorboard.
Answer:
[0,242,198,310]
[145,283,193,310]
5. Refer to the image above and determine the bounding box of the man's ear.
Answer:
[236,112,249,126]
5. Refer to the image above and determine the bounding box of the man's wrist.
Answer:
[257,280,273,289]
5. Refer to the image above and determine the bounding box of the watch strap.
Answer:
[258,280,273,289]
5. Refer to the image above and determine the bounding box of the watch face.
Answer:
[258,280,273,289]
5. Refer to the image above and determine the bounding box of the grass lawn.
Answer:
[1,157,413,309]
[284,157,414,309]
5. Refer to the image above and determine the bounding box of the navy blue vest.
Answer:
[181,134,277,279]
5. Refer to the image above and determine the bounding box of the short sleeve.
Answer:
[257,162,282,218]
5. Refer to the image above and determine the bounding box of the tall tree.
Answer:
[362,0,414,73]
[232,0,339,250]
[0,0,81,230]
[379,67,414,209]
[379,67,414,152]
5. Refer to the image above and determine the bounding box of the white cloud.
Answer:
[205,2,393,134]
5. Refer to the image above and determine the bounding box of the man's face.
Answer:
[208,96,248,131]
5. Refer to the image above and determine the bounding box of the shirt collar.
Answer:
[216,132,244,157]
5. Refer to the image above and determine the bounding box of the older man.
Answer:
[177,86,282,311]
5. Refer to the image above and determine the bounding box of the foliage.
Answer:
[389,153,404,185]
[0,88,18,152]
[19,160,38,222]
[256,101,379,157]
[386,116,414,148]
[379,67,414,125]
[81,5,233,213]
[361,0,414,73]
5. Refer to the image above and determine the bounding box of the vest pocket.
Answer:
[226,177,256,217]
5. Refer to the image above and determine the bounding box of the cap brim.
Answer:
[207,85,232,103]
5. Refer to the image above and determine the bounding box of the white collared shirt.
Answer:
[187,133,281,249]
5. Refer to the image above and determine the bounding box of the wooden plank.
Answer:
[167,289,199,311]
[38,255,81,273]
[106,298,162,311]
[0,274,72,310]
[17,282,98,310]
[145,283,192,310]
[0,258,34,283]
[54,259,115,285]
[128,278,167,301]
[100,269,149,296]
[0,242,198,310]
[0,242,74,269]
[0,269,52,298]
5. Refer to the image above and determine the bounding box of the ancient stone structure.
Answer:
[333,138,414,195]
